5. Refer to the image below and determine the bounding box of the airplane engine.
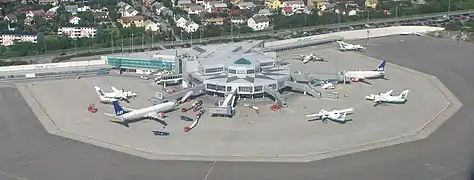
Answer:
[159,112,166,118]
[350,77,360,82]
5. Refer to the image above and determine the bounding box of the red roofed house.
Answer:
[281,6,294,16]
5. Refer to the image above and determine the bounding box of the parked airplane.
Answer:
[94,86,138,103]
[307,108,354,123]
[342,60,387,84]
[337,41,365,51]
[105,91,193,123]
[365,90,409,106]
[297,53,324,64]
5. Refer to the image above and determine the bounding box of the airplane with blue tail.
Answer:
[342,60,387,84]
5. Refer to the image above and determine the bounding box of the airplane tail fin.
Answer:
[374,60,386,72]
[112,101,128,116]
[336,41,344,49]
[399,90,409,100]
[111,86,121,93]
[94,86,105,97]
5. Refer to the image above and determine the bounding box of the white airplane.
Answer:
[337,41,365,51]
[365,90,409,106]
[321,82,335,89]
[343,60,387,84]
[307,108,354,123]
[94,86,138,103]
[297,53,324,64]
[106,91,193,123]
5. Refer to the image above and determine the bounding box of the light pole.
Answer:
[448,0,451,15]
[111,31,114,53]
[131,33,134,52]
[121,35,124,53]
[141,33,144,50]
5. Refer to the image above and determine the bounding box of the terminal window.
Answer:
[254,86,262,92]
[207,83,217,90]
[216,85,225,91]
[227,86,232,92]
[247,69,255,74]
[205,67,224,74]
[229,69,236,74]
[269,84,277,89]
[239,86,252,92]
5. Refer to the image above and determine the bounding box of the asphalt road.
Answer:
[0,35,474,180]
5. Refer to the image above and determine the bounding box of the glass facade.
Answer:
[106,57,175,70]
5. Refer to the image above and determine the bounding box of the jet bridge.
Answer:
[209,88,237,117]
[285,81,322,98]
[263,86,286,107]
[150,84,205,104]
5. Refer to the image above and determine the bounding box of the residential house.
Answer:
[26,10,45,18]
[197,0,216,5]
[205,1,228,13]
[58,27,97,38]
[365,0,378,8]
[119,15,145,27]
[118,1,132,12]
[38,0,58,6]
[65,5,79,15]
[204,17,226,26]
[78,5,91,12]
[24,18,34,26]
[91,7,108,12]
[319,3,335,11]
[45,12,57,19]
[257,9,273,16]
[183,4,205,15]
[177,0,192,7]
[160,7,173,17]
[281,7,294,16]
[230,0,242,5]
[69,16,81,25]
[144,20,160,31]
[237,2,256,9]
[93,11,110,23]
[175,17,199,33]
[229,9,243,16]
[311,0,328,8]
[123,8,139,17]
[182,21,199,33]
[230,17,246,24]
[267,0,283,10]
[0,32,44,46]
[3,14,17,23]
[247,15,270,31]
[282,0,305,11]
[153,3,164,14]
[347,9,357,16]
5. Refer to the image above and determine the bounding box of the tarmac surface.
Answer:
[13,51,453,162]
[0,35,473,179]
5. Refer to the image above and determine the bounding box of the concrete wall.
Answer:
[0,60,106,72]
[265,26,444,48]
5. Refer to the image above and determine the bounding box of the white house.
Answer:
[237,2,256,9]
[257,9,273,16]
[78,5,91,12]
[282,0,305,11]
[205,1,228,12]
[182,21,199,33]
[247,15,270,31]
[123,8,139,17]
[184,4,205,15]
[144,20,160,32]
[69,16,81,25]
[347,9,357,16]
[175,17,199,33]
[230,17,246,24]
[175,17,188,27]
[58,27,97,38]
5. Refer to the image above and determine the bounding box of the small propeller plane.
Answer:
[307,108,354,123]
[336,41,365,51]
[94,86,138,104]
[296,52,324,64]
[365,90,410,106]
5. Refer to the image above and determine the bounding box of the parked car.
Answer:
[140,75,149,80]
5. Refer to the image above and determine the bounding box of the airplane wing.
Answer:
[306,113,323,118]
[144,112,164,120]
[332,108,354,114]
[382,90,394,96]
[111,86,128,99]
